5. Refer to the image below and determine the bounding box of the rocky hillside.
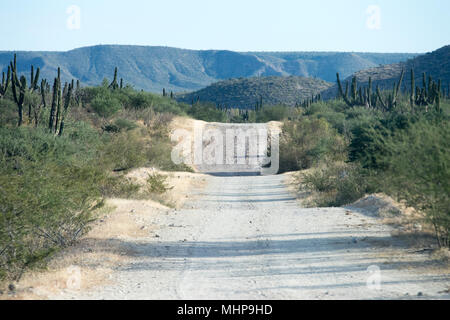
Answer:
[322,45,450,99]
[0,45,416,93]
[176,76,332,108]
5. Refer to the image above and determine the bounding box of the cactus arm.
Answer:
[49,78,58,130]
[410,69,415,108]
[34,67,40,90]
[11,73,19,104]
[376,85,387,110]
[40,80,47,108]
[109,67,119,90]
[58,81,73,136]
[336,73,354,107]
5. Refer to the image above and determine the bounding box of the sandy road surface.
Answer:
[50,123,449,300]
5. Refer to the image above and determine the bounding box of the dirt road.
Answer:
[50,123,449,300]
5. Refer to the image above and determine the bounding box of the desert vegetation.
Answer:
[0,50,448,286]
[0,55,193,282]
[278,70,449,249]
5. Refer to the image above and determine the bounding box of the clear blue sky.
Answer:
[0,0,449,53]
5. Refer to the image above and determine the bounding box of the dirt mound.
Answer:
[346,193,403,218]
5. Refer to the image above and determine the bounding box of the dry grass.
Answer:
[125,168,208,209]
[283,170,316,207]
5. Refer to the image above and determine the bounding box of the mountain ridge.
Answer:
[0,45,417,93]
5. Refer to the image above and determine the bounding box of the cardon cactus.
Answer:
[0,66,11,99]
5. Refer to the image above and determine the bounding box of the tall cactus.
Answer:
[0,66,11,99]
[409,68,443,110]
[108,67,119,90]
[367,77,373,108]
[337,73,367,108]
[54,80,63,133]
[11,75,26,126]
[40,79,48,109]
[49,68,61,131]
[9,53,41,125]
[58,82,73,136]
[74,79,82,108]
[410,69,415,108]
[336,73,352,107]
[27,65,41,122]
[30,65,40,92]
[376,69,404,111]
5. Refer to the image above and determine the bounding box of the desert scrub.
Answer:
[90,94,123,118]
[279,117,347,173]
[147,173,173,194]
[99,174,142,199]
[100,130,148,172]
[301,162,370,207]
[377,118,450,248]
[0,130,104,281]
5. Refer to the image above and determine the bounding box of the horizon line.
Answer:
[0,43,428,55]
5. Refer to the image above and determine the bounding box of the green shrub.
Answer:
[99,175,141,199]
[100,131,147,172]
[279,117,347,173]
[91,95,122,118]
[0,129,103,281]
[129,91,153,109]
[102,118,138,133]
[256,105,291,122]
[302,162,370,207]
[187,103,227,122]
[0,98,17,127]
[379,118,450,248]
[349,123,391,169]
[0,83,195,282]
[146,132,193,172]
[114,118,138,131]
[147,173,172,194]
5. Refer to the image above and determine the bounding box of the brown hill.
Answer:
[322,45,450,99]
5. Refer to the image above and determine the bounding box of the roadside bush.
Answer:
[147,173,172,194]
[99,175,142,199]
[279,117,347,173]
[146,132,193,172]
[100,130,147,172]
[379,118,450,248]
[0,162,103,281]
[349,123,391,169]
[0,84,194,282]
[302,162,370,207]
[0,127,104,281]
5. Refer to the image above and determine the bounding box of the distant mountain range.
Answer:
[176,76,333,108]
[0,45,417,93]
[322,45,450,99]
